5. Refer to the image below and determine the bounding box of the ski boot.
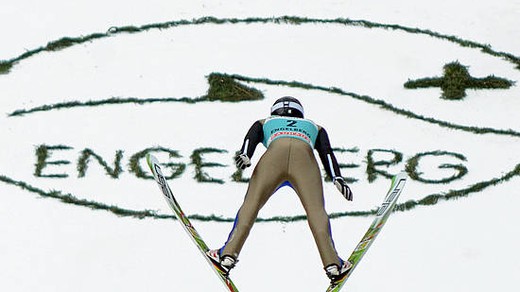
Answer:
[325,260,353,284]
[206,249,237,276]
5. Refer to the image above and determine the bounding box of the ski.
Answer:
[146,154,239,292]
[326,172,408,292]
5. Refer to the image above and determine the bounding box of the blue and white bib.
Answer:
[262,117,319,148]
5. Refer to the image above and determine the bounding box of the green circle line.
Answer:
[1,16,519,74]
[1,162,519,222]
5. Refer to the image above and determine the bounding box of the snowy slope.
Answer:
[1,1,519,291]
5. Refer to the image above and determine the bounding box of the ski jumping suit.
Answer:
[220,116,344,268]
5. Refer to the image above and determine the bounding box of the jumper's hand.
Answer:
[235,153,251,170]
[333,177,353,201]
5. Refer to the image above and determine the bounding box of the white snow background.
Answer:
[1,1,519,291]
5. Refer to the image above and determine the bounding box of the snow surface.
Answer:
[1,1,519,291]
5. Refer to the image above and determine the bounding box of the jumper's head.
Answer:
[270,96,304,118]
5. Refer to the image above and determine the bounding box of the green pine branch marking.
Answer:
[223,73,520,139]
[34,144,73,178]
[8,72,520,140]
[191,147,229,184]
[206,73,263,102]
[77,148,124,179]
[405,61,515,99]
[7,73,263,117]
[8,97,208,117]
[2,16,520,223]
[1,162,519,222]
[1,16,519,75]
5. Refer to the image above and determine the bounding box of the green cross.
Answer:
[404,62,514,100]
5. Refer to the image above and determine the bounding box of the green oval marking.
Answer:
[2,16,519,222]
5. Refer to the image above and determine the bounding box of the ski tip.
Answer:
[394,171,408,182]
[387,171,408,193]
[146,153,158,168]
[146,154,163,180]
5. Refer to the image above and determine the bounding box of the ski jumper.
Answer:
[221,116,344,268]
